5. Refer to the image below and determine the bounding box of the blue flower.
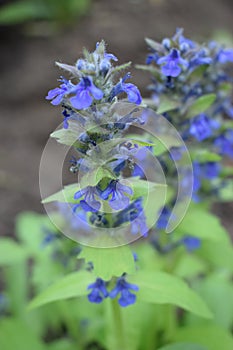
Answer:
[70,76,103,110]
[189,114,219,141]
[217,49,233,64]
[178,34,196,50]
[41,228,58,248]
[100,180,133,210]
[74,186,101,211]
[110,73,142,104]
[56,202,90,232]
[115,198,148,235]
[189,49,212,69]
[192,161,221,200]
[146,52,159,65]
[109,276,139,307]
[214,130,233,158]
[169,146,185,161]
[46,78,75,105]
[182,236,201,252]
[157,49,188,77]
[87,278,108,304]
[156,206,172,230]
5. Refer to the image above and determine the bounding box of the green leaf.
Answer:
[80,166,117,188]
[174,255,207,279]
[135,64,161,75]
[128,271,213,319]
[158,343,207,350]
[145,37,164,52]
[157,97,180,114]
[0,2,44,25]
[128,177,167,199]
[42,184,79,204]
[79,236,135,280]
[0,318,45,350]
[199,239,233,271]
[176,205,228,242]
[28,270,93,309]
[174,325,233,350]
[151,135,182,156]
[50,121,82,146]
[0,239,27,265]
[186,94,216,119]
[130,139,156,147]
[48,339,78,350]
[190,150,221,163]
[217,180,233,202]
[186,274,233,330]
[15,212,56,254]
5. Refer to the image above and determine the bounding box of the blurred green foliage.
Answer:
[0,0,91,27]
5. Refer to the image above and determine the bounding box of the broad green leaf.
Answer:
[174,255,207,279]
[186,274,233,330]
[199,239,233,271]
[186,94,216,119]
[0,318,45,350]
[128,271,212,319]
[177,205,228,242]
[157,97,180,114]
[174,325,233,350]
[79,236,135,280]
[80,166,117,188]
[50,121,82,146]
[28,270,93,309]
[42,184,79,204]
[0,239,27,265]
[158,343,207,350]
[127,177,167,199]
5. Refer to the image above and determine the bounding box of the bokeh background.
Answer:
[0,0,233,237]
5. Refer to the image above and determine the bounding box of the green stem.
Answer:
[111,298,126,350]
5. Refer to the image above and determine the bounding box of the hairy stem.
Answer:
[111,298,126,350]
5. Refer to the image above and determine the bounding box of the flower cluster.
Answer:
[144,28,233,202]
[140,29,233,252]
[87,275,139,307]
[46,41,148,306]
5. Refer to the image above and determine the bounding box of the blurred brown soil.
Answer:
[0,0,233,237]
